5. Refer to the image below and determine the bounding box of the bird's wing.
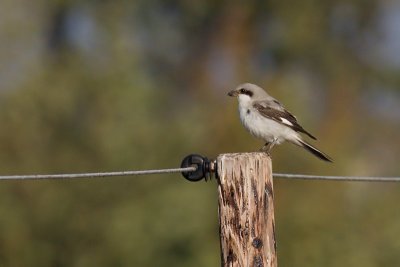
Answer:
[253,101,317,140]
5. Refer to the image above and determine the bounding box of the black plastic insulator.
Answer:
[180,154,212,182]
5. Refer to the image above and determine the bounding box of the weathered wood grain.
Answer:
[217,153,276,267]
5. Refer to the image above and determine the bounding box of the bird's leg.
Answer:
[260,139,278,155]
[260,142,274,155]
[260,142,270,152]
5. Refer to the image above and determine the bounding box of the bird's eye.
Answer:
[239,88,246,94]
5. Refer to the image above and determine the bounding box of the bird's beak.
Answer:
[228,90,238,97]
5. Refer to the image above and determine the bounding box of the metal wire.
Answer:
[273,173,400,182]
[0,166,398,182]
[0,167,197,181]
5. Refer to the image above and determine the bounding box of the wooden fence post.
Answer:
[217,152,277,267]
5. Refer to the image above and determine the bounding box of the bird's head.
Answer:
[228,83,269,103]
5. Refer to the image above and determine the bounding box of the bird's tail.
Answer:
[295,139,333,162]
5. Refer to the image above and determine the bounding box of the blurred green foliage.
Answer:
[0,0,399,266]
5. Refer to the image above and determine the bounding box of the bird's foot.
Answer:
[259,139,278,157]
[259,142,272,156]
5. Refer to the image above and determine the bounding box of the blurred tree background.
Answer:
[0,0,400,266]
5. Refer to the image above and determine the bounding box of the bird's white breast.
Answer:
[238,104,299,144]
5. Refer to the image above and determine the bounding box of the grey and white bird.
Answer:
[228,83,332,162]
